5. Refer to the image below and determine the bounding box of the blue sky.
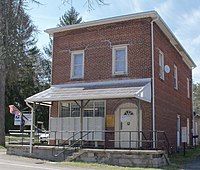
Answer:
[29,0,200,82]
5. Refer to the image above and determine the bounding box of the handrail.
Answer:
[54,131,92,157]
[49,130,171,158]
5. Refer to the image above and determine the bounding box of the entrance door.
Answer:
[119,109,138,148]
[177,115,181,148]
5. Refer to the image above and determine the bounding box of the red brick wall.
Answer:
[52,18,152,85]
[50,18,193,150]
[153,23,192,149]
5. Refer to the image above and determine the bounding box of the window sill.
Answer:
[70,77,84,81]
[112,72,128,77]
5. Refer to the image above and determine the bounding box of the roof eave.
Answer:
[44,10,157,35]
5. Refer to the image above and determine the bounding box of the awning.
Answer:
[25,78,151,103]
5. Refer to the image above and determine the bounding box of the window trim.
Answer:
[174,64,178,90]
[70,50,84,79]
[112,45,128,75]
[59,100,106,118]
[159,50,164,80]
[187,78,190,98]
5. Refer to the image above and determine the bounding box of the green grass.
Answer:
[62,161,160,170]
[165,146,200,169]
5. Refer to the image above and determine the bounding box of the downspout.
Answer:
[26,101,34,154]
[151,16,159,149]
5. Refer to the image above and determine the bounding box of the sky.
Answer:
[28,0,200,82]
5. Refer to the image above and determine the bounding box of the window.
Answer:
[71,51,84,79]
[187,78,190,98]
[84,101,105,117]
[112,45,128,75]
[174,64,178,90]
[60,100,105,117]
[159,51,164,80]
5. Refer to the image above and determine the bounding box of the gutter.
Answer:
[151,16,159,149]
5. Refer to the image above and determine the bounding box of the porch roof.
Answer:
[25,78,151,103]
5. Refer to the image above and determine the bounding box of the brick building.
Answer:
[26,11,196,151]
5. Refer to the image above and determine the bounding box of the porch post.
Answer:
[29,102,35,154]
[80,100,84,147]
[137,99,141,148]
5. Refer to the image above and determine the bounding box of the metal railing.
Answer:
[50,130,172,157]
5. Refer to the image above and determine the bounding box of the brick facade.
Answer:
[50,17,193,150]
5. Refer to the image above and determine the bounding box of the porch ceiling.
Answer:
[25,78,151,103]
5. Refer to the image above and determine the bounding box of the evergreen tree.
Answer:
[44,7,82,58]
[58,7,82,27]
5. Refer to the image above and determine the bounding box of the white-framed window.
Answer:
[71,50,84,79]
[159,50,164,80]
[174,64,178,90]
[60,100,105,117]
[112,45,128,75]
[187,78,190,98]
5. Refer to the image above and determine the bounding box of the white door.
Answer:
[177,115,181,147]
[119,109,138,148]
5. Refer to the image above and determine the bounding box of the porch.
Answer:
[9,78,170,160]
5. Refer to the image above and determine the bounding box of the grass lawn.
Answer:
[165,146,200,169]
[62,161,161,170]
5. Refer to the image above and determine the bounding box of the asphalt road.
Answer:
[0,149,93,170]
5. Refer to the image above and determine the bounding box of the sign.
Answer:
[121,115,130,123]
[181,127,187,143]
[164,65,170,73]
[106,115,114,128]
[14,113,31,126]
[14,114,21,126]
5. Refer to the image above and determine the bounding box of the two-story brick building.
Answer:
[26,11,196,151]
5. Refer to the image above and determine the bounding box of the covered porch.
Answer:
[24,78,168,153]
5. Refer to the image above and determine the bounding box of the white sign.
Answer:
[164,65,170,73]
[121,115,130,122]
[14,114,21,126]
[181,127,187,143]
[14,113,31,126]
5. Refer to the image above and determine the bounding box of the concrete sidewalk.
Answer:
[0,150,93,170]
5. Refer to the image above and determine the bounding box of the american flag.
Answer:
[9,105,21,116]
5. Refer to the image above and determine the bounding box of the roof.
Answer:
[25,78,151,103]
[45,10,196,69]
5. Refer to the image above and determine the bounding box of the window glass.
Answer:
[60,102,70,117]
[174,65,178,89]
[159,51,164,80]
[84,101,94,117]
[94,101,105,117]
[71,102,80,117]
[187,78,190,98]
[71,52,84,78]
[60,101,105,118]
[113,46,127,74]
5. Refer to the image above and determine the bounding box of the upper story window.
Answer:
[71,50,84,79]
[159,51,164,80]
[187,78,190,98]
[174,64,178,90]
[112,45,128,75]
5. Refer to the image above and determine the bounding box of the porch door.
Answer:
[120,109,138,148]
